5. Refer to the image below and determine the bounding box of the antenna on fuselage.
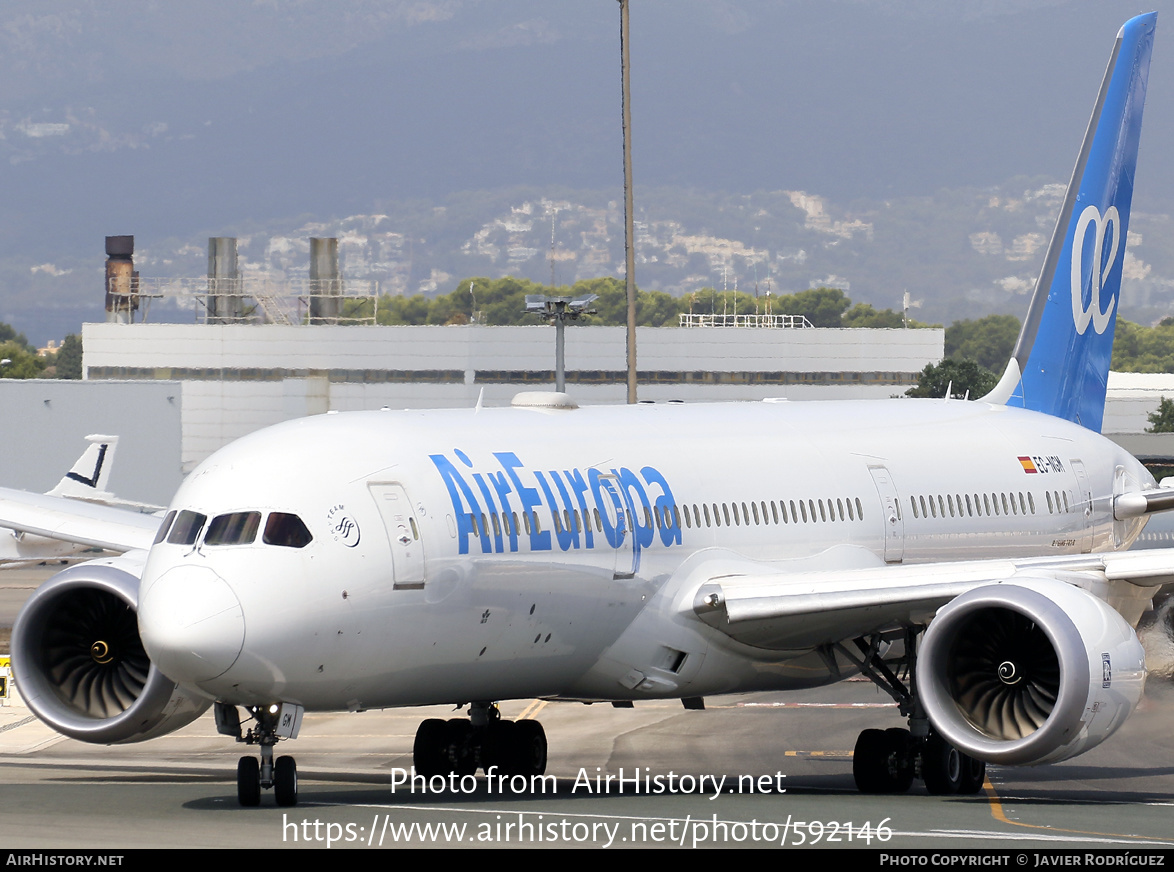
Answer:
[474,387,485,413]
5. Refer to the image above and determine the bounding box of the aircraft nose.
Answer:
[138,565,244,684]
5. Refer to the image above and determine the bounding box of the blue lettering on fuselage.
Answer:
[429,450,682,558]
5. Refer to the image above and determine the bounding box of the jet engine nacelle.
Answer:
[11,555,212,744]
[918,577,1146,766]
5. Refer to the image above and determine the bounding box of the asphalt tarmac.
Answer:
[2,567,1173,851]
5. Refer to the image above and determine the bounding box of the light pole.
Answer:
[524,294,599,392]
[619,0,637,404]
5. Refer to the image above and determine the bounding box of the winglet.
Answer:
[981,12,1156,432]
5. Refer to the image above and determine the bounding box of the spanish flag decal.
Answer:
[1018,456,1038,474]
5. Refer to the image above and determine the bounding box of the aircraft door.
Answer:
[596,474,636,579]
[368,482,426,589]
[868,465,904,564]
[1071,459,1094,553]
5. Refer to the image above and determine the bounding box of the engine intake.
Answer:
[12,556,212,744]
[918,578,1145,766]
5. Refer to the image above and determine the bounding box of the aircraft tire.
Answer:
[921,732,962,795]
[852,728,912,793]
[485,719,518,775]
[512,720,547,777]
[884,727,915,792]
[274,755,298,807]
[413,718,450,776]
[957,754,986,794]
[237,756,261,807]
[446,718,477,776]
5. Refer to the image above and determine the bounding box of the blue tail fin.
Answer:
[984,12,1156,432]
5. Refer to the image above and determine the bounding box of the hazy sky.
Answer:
[2,1,1173,338]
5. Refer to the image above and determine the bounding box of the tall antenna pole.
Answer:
[619,0,637,404]
[549,206,558,290]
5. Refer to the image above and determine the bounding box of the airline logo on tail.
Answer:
[987,11,1155,433]
[1071,204,1120,336]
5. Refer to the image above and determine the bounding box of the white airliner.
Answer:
[7,13,1171,808]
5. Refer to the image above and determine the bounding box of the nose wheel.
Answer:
[221,703,301,807]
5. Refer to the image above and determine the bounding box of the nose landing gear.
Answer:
[217,702,302,807]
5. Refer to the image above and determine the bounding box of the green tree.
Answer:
[1146,397,1174,433]
[0,322,33,352]
[1111,318,1174,372]
[775,287,851,327]
[0,340,46,379]
[945,314,1021,371]
[55,333,83,380]
[841,303,904,328]
[906,359,998,400]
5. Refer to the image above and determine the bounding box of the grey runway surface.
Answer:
[2,569,1173,850]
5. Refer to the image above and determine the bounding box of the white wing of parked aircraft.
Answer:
[6,12,1169,808]
[0,435,160,566]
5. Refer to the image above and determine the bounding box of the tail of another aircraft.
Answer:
[46,435,118,500]
[983,12,1156,432]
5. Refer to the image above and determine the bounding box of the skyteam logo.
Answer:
[1070,204,1120,335]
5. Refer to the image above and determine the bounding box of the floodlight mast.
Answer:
[619,0,637,404]
[524,294,599,392]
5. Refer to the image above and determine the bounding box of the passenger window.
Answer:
[205,511,261,546]
[263,512,313,548]
[168,510,207,545]
[154,510,177,545]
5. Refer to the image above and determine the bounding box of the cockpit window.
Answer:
[263,513,313,548]
[153,510,177,545]
[205,511,262,546]
[167,510,207,545]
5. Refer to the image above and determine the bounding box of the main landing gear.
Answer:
[835,628,986,796]
[216,703,300,807]
[413,702,547,778]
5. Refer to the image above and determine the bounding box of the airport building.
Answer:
[80,319,944,475]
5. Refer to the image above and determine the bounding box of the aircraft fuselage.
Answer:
[135,397,1151,712]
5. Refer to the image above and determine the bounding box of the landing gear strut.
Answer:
[218,703,300,807]
[836,628,986,796]
[413,702,547,778]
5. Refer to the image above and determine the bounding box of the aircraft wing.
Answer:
[690,550,1174,651]
[0,486,161,553]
